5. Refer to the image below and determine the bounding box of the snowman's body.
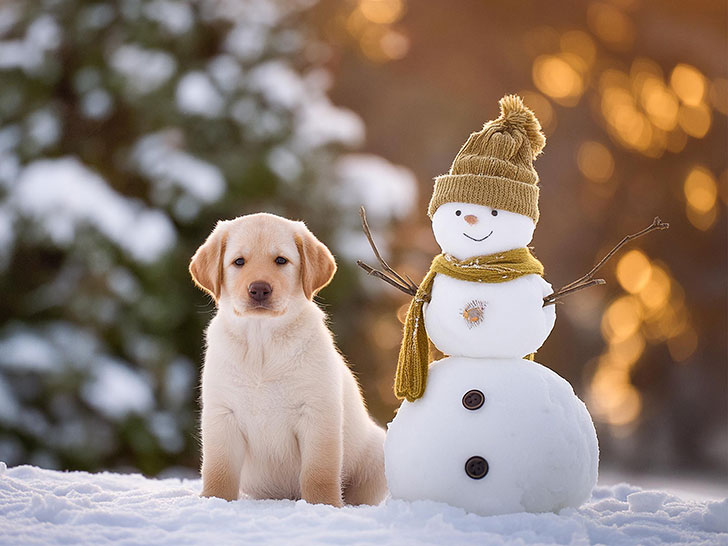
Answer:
[385,356,599,516]
[384,201,599,515]
[424,273,556,358]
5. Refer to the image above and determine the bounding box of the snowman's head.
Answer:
[431,202,535,260]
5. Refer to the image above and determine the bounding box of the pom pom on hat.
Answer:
[496,94,546,159]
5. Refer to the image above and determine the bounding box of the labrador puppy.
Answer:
[189,213,387,506]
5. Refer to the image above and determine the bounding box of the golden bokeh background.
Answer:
[313,0,726,478]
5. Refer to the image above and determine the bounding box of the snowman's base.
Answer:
[385,356,599,516]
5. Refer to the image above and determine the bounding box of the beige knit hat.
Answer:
[428,94,546,223]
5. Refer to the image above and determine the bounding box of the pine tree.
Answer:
[0,0,415,474]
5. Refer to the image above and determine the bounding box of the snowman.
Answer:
[382,95,599,516]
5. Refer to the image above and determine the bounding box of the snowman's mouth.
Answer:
[463,230,493,242]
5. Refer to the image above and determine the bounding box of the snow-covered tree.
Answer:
[0,0,416,473]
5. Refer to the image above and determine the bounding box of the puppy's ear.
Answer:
[295,227,337,300]
[190,221,229,303]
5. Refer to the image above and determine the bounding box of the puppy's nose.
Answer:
[464,214,478,225]
[248,281,272,302]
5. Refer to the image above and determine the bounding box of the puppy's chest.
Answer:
[220,364,307,433]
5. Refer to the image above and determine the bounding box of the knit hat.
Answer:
[428,94,546,223]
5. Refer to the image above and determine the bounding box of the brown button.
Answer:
[465,456,489,480]
[462,389,484,410]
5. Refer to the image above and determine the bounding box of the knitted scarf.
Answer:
[395,247,544,402]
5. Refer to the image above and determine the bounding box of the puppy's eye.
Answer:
[275,257,288,265]
[455,210,462,216]
[491,210,498,217]
[233,257,245,266]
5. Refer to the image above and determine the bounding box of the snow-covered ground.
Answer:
[0,463,725,545]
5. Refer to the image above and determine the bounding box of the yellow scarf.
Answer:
[395,248,544,402]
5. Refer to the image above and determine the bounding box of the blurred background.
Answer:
[0,0,725,496]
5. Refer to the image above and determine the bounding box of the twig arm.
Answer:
[543,217,669,304]
[357,260,417,296]
[356,206,419,297]
[543,279,605,305]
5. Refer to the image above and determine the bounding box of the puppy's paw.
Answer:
[200,483,239,501]
[301,478,344,507]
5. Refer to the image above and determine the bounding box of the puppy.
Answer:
[189,213,387,506]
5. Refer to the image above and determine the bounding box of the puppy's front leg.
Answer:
[200,406,245,501]
[297,403,344,507]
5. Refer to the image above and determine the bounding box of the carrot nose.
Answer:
[464,214,478,225]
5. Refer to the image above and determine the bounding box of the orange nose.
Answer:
[464,214,478,225]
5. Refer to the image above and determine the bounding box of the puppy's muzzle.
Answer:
[248,281,272,303]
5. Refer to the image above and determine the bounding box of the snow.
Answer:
[335,154,417,223]
[0,4,21,37]
[26,108,61,150]
[224,23,267,61]
[77,4,115,31]
[176,71,224,117]
[267,146,303,182]
[0,14,60,74]
[627,491,670,513]
[143,0,194,35]
[0,464,725,545]
[132,131,226,210]
[333,154,417,262]
[599,469,728,503]
[0,375,19,424]
[247,60,307,109]
[0,322,105,376]
[294,98,365,149]
[109,44,177,95]
[26,15,61,53]
[81,358,154,420]
[0,329,57,372]
[162,358,195,407]
[80,89,113,120]
[9,157,176,262]
[207,54,243,92]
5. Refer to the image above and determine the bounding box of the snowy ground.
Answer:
[1,463,726,545]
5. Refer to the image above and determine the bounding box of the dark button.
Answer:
[465,456,489,479]
[462,389,484,410]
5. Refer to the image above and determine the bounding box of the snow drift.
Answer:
[0,463,725,545]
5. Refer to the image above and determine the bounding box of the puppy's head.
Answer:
[189,213,336,317]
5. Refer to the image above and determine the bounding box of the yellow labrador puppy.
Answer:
[189,213,386,506]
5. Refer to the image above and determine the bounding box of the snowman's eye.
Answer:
[455,210,462,216]
[491,210,498,217]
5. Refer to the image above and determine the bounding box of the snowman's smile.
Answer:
[463,230,493,242]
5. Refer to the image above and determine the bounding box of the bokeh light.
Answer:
[684,166,718,213]
[532,55,584,104]
[577,141,615,183]
[560,30,596,67]
[677,103,712,138]
[358,0,405,24]
[602,295,643,343]
[640,77,679,131]
[638,265,672,311]
[616,250,652,294]
[587,1,635,51]
[684,166,718,231]
[670,64,707,107]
